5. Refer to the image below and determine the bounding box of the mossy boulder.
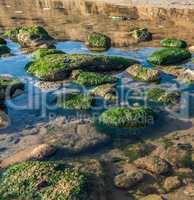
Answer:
[160,38,187,48]
[90,83,117,102]
[97,107,155,129]
[126,64,160,82]
[72,70,117,87]
[0,161,91,200]
[87,32,111,51]
[32,48,65,60]
[148,48,191,65]
[147,88,180,105]
[0,45,10,56]
[0,76,24,100]
[130,28,152,42]
[58,93,93,110]
[0,38,7,45]
[26,54,137,81]
[4,26,54,48]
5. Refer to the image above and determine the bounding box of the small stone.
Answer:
[163,176,182,192]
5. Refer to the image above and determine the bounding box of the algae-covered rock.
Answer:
[97,107,155,129]
[87,32,111,51]
[0,161,91,200]
[126,64,160,82]
[130,28,152,42]
[90,83,117,102]
[26,54,137,81]
[0,38,7,45]
[0,76,24,100]
[148,48,191,65]
[72,70,117,87]
[4,26,54,48]
[32,48,65,60]
[58,93,93,110]
[160,38,187,48]
[0,45,10,56]
[147,88,180,105]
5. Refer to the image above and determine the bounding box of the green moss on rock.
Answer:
[0,45,10,56]
[0,161,90,200]
[126,64,160,82]
[130,28,152,42]
[147,88,180,105]
[58,93,93,110]
[26,54,137,81]
[32,48,65,60]
[87,32,111,51]
[148,48,191,65]
[160,38,187,48]
[0,38,7,45]
[72,70,117,87]
[97,107,155,129]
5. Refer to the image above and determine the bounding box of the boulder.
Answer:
[130,28,152,42]
[160,38,187,48]
[134,156,171,175]
[126,64,160,82]
[87,32,111,51]
[163,176,182,192]
[148,48,191,65]
[71,70,117,87]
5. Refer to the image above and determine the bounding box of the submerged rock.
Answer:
[0,75,24,100]
[97,107,155,129]
[90,83,117,102]
[87,32,111,51]
[0,161,99,199]
[130,28,152,42]
[148,48,191,65]
[160,38,187,48]
[147,87,180,105]
[32,48,65,60]
[4,25,54,48]
[126,64,160,82]
[72,70,117,87]
[0,45,10,56]
[26,54,137,81]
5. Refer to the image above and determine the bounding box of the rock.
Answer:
[0,37,7,45]
[160,38,187,48]
[26,54,137,81]
[57,93,93,110]
[35,80,62,91]
[90,83,117,102]
[148,48,191,65]
[188,46,194,51]
[114,168,145,189]
[0,75,24,100]
[0,111,9,128]
[43,122,110,154]
[71,69,117,87]
[4,26,54,48]
[130,28,152,42]
[184,184,194,197]
[147,87,180,105]
[87,32,111,51]
[0,45,10,56]
[97,107,155,130]
[32,48,65,60]
[126,64,160,82]
[139,194,164,200]
[134,156,171,175]
[163,176,182,192]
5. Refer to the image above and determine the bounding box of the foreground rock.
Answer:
[90,83,117,102]
[0,75,24,100]
[87,32,111,51]
[4,25,54,48]
[32,48,65,60]
[0,160,106,200]
[126,64,160,82]
[160,38,187,48]
[26,54,137,81]
[130,28,152,42]
[134,156,171,175]
[72,70,117,87]
[148,48,191,65]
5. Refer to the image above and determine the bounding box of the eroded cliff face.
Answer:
[0,0,194,48]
